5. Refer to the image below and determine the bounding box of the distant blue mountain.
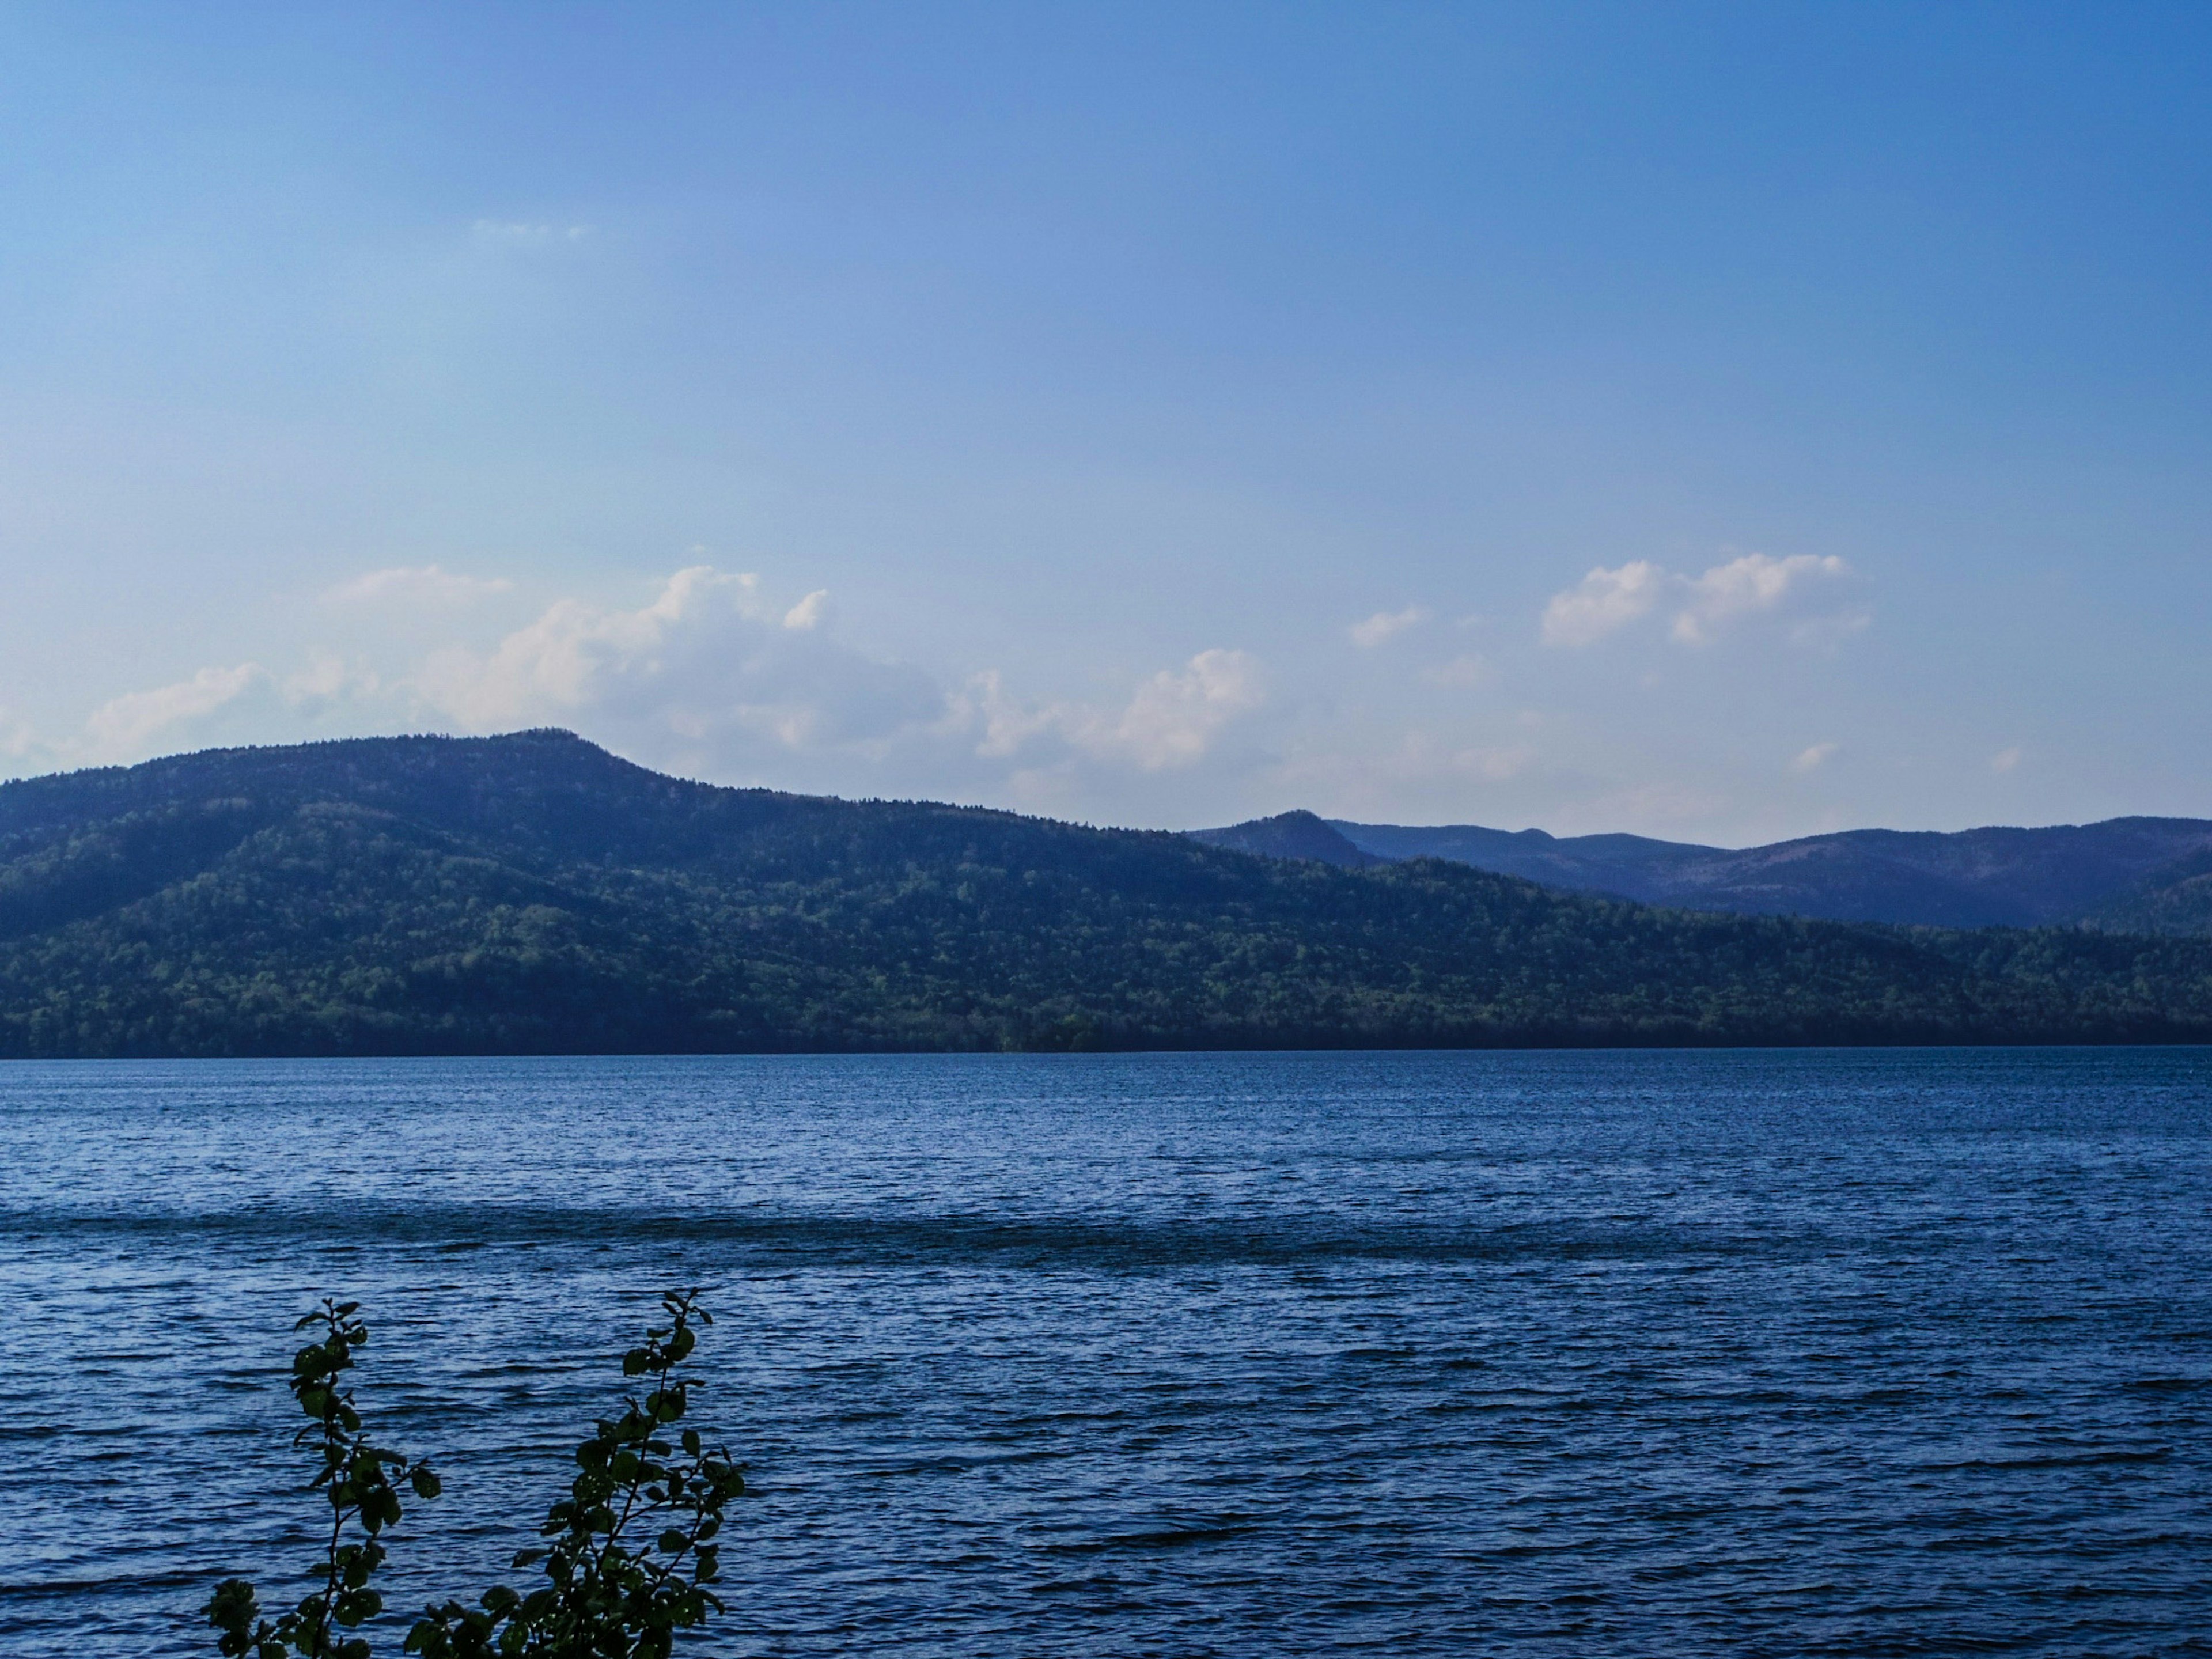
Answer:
[1185,810,1384,869]
[1189,812,2212,933]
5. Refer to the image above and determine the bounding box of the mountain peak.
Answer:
[1187,810,1388,869]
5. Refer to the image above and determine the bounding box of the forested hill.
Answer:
[3,730,2212,1057]
[1189,811,2212,932]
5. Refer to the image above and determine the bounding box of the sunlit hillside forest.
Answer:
[2,730,2211,1058]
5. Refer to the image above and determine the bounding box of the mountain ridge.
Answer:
[6,731,2212,1056]
[1188,810,2212,933]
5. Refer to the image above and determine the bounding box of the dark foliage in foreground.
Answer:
[5,730,2212,1054]
[207,1300,441,1658]
[209,1291,741,1659]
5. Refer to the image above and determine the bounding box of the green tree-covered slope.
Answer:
[3,730,2211,1056]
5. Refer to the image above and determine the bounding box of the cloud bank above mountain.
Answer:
[20,564,1292,820]
[9,541,1900,839]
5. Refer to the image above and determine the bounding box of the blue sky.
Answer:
[3,3,2210,841]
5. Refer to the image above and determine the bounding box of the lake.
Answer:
[2,1048,2209,1656]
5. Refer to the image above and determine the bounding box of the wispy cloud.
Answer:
[969,649,1267,772]
[84,664,260,757]
[50,559,1270,801]
[1991,745,2023,773]
[330,565,514,608]
[1672,552,1851,646]
[416,567,760,727]
[1349,606,1429,648]
[1790,741,1838,774]
[1540,562,1666,647]
[1541,551,1862,649]
[413,566,940,757]
[1105,650,1266,768]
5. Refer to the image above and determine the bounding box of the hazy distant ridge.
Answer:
[1191,812,2212,933]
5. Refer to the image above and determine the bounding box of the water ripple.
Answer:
[1,1047,2209,1657]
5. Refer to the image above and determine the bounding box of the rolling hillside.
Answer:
[3,732,2212,1056]
[1194,811,2212,932]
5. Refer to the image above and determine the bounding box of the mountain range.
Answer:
[1189,812,2212,934]
[5,730,2212,1057]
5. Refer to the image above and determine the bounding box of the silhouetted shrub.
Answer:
[209,1290,742,1658]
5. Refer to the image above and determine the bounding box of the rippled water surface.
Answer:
[4,1049,2211,1657]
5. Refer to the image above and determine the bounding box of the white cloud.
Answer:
[1991,745,2023,773]
[1541,562,1666,646]
[1350,606,1429,648]
[84,664,260,757]
[416,567,760,726]
[965,671,1058,761]
[330,565,514,608]
[65,565,1267,794]
[1541,551,1862,649]
[1790,741,1838,774]
[1672,552,1850,645]
[414,566,942,758]
[967,649,1267,772]
[1106,650,1266,769]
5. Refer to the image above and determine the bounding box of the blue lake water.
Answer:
[2,1048,2210,1657]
